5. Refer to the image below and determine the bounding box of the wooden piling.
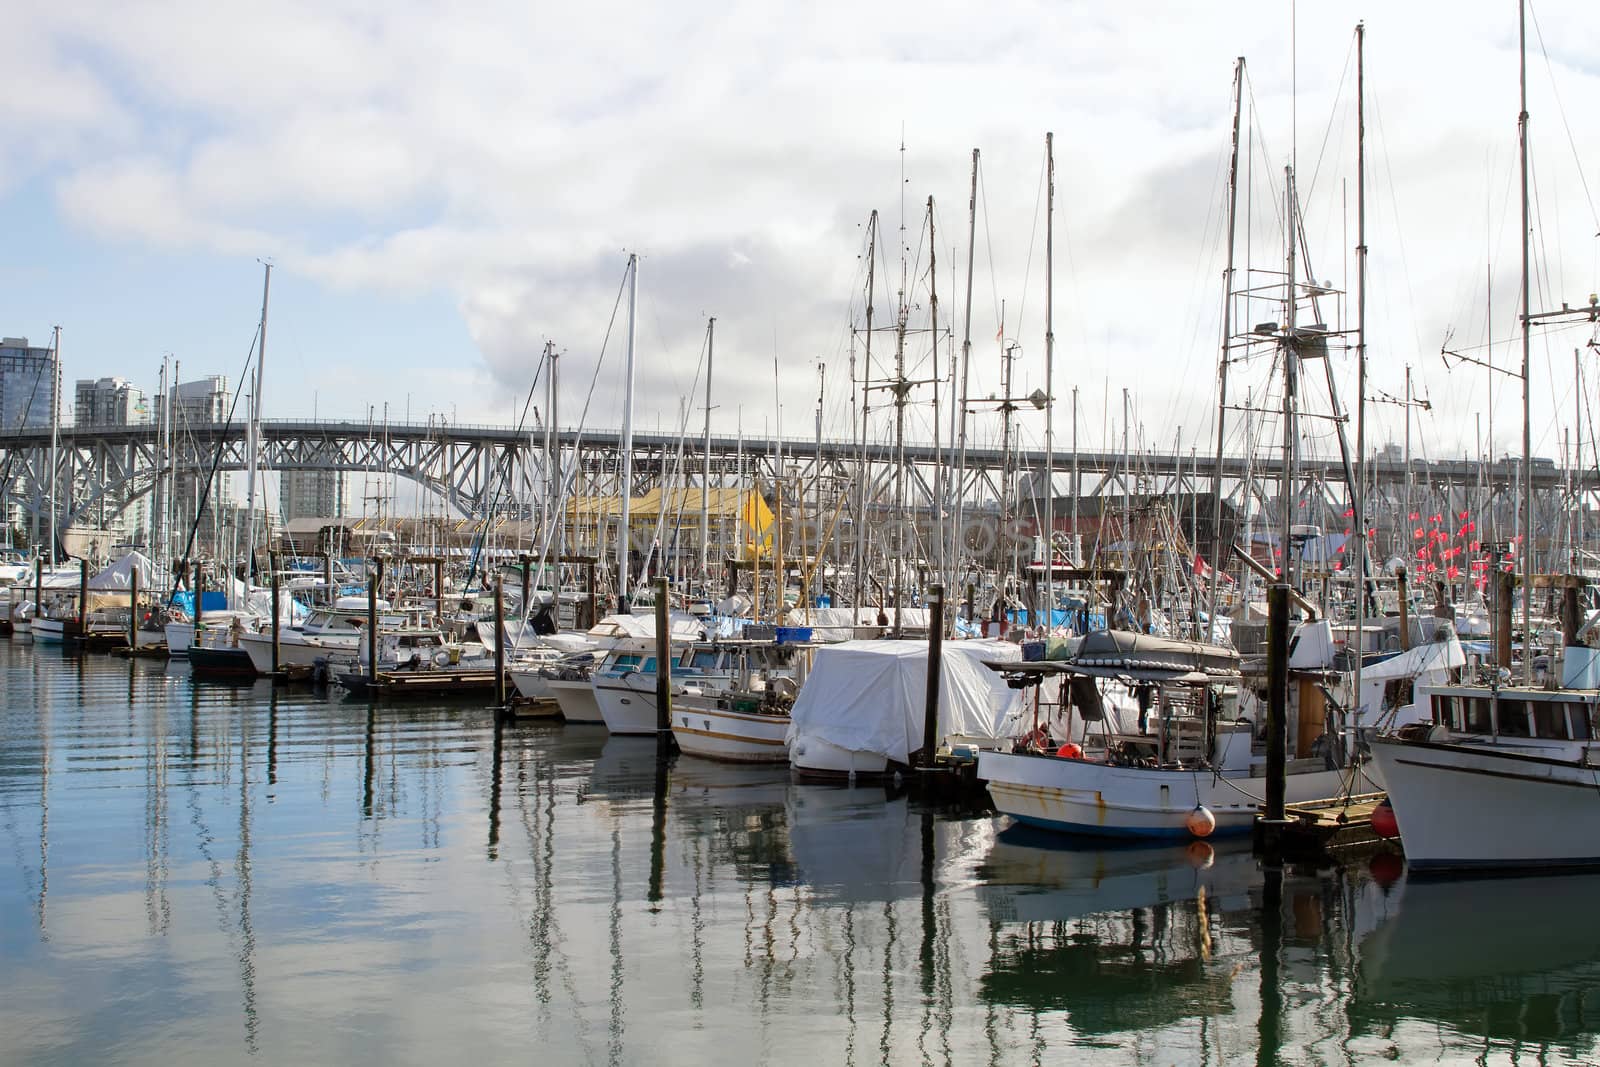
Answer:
[654,576,673,755]
[270,551,281,674]
[78,557,89,632]
[1265,583,1290,822]
[1496,568,1515,670]
[922,583,945,767]
[494,572,506,708]
[129,562,140,650]
[366,569,378,684]
[1396,566,1411,651]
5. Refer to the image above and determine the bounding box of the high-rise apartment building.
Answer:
[279,469,347,522]
[0,336,58,431]
[75,376,148,427]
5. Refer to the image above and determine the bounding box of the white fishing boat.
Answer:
[236,600,402,673]
[1369,645,1600,871]
[672,691,793,763]
[978,630,1380,840]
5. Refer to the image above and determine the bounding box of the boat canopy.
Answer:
[786,639,1024,765]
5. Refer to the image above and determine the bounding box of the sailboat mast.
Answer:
[700,318,714,585]
[1518,0,1534,680]
[1043,131,1057,632]
[854,212,877,613]
[1208,57,1246,642]
[47,325,60,567]
[245,263,270,583]
[1354,22,1369,726]
[1281,166,1299,587]
[927,196,944,598]
[955,150,978,596]
[619,253,638,612]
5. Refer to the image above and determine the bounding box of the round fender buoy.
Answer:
[1185,804,1217,839]
[1054,742,1084,760]
[1370,798,1400,839]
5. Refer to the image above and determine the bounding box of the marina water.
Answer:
[2,640,1595,1065]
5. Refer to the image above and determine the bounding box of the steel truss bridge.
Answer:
[0,418,1592,554]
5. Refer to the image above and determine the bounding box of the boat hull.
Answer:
[595,676,671,735]
[509,667,552,700]
[186,645,258,679]
[238,631,351,673]
[1370,736,1600,871]
[978,749,1374,840]
[672,699,790,763]
[30,618,74,643]
[548,678,604,724]
[788,732,891,778]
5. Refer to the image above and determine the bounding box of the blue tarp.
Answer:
[168,590,229,617]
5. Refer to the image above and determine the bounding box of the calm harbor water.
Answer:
[2,640,1596,1065]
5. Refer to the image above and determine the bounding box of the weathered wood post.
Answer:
[654,576,673,756]
[78,557,89,636]
[128,561,140,649]
[366,565,378,685]
[494,572,506,707]
[1265,583,1290,823]
[922,583,945,767]
[270,551,281,675]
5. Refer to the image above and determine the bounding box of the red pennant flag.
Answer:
[1343,508,1355,517]
[1409,512,1420,521]
[1458,510,1470,520]
[1414,528,1426,539]
[1447,565,1461,578]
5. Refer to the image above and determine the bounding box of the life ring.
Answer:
[1021,726,1049,751]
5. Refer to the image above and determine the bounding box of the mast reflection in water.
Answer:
[1,642,1598,1064]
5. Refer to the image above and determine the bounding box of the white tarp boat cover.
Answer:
[783,607,932,642]
[585,611,705,644]
[87,552,157,591]
[787,638,1024,764]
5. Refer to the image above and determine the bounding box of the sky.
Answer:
[3,0,1599,473]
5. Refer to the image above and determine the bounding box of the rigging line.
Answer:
[1163,134,1232,446]
[1368,83,1427,365]
[977,155,1003,344]
[1528,0,1600,232]
[1014,142,1048,346]
[1300,29,1358,210]
[166,324,260,604]
[529,262,631,580]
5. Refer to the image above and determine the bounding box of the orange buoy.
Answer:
[1054,742,1084,760]
[1185,804,1217,838]
[1370,798,1400,839]
[1185,840,1215,869]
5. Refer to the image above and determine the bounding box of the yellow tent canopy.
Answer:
[565,487,774,540]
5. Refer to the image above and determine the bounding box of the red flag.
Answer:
[1414,528,1426,539]
[1342,508,1355,517]
[1458,510,1470,520]
[1409,512,1420,521]
[1447,565,1461,578]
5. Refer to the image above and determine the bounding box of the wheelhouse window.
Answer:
[690,650,720,670]
[1465,698,1493,734]
[1532,700,1570,740]
[1571,706,1594,741]
[1497,699,1531,738]
[1432,694,1459,730]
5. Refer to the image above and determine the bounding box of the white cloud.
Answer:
[3,0,1599,460]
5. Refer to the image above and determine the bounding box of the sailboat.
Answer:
[187,263,272,678]
[1366,0,1600,872]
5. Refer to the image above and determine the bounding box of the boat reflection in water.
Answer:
[1355,871,1600,1052]
[975,827,1258,1049]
